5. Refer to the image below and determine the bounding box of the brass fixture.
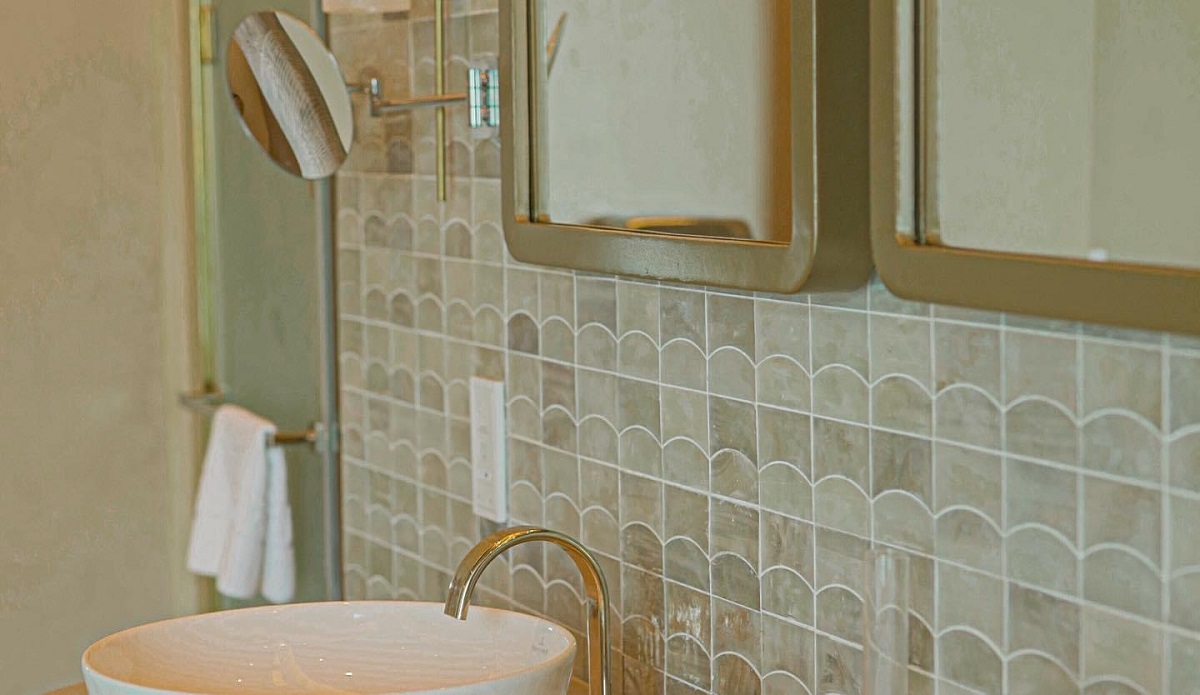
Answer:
[177,389,324,450]
[346,76,468,117]
[444,526,614,695]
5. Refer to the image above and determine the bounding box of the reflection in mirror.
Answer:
[903,1,1200,270]
[227,11,353,179]
[535,1,793,242]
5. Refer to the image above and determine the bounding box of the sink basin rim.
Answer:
[81,601,576,695]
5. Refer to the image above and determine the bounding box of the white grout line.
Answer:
[1162,340,1174,693]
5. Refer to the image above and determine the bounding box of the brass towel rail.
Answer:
[178,389,322,449]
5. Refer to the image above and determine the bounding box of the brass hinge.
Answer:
[199,4,215,65]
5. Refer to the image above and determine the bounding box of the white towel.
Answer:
[186,405,296,603]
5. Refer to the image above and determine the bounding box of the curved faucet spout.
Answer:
[444,526,614,695]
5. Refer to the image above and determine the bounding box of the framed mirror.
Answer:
[871,0,1200,333]
[500,0,873,293]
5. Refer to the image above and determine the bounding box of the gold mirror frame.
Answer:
[869,0,1200,334]
[500,0,873,293]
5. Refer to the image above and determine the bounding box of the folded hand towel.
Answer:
[261,443,296,604]
[186,404,296,603]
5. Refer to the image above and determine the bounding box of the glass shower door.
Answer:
[192,0,340,608]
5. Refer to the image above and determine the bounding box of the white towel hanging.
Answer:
[186,404,296,603]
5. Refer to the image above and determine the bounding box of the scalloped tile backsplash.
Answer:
[331,5,1200,694]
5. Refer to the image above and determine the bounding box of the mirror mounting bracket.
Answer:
[346,71,498,128]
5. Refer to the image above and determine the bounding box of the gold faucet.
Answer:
[444,526,614,695]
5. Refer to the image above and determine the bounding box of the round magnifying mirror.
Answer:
[226,11,353,179]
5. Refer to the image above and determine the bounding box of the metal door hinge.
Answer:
[199,4,215,65]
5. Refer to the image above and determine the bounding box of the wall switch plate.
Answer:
[469,377,507,523]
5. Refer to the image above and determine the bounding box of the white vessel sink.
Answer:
[81,602,576,695]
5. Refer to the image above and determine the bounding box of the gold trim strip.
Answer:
[435,0,447,202]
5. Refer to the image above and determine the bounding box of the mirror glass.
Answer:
[227,11,354,180]
[899,1,1200,270]
[534,1,793,242]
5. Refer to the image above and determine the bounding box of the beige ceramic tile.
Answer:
[755,299,810,365]
[761,512,815,581]
[936,387,1002,450]
[1006,399,1079,465]
[620,332,662,382]
[712,449,757,504]
[617,281,661,341]
[620,471,663,533]
[757,355,811,412]
[1082,605,1163,694]
[813,418,869,489]
[816,636,863,695]
[872,376,934,436]
[1170,572,1200,632]
[1172,633,1200,695]
[710,498,759,565]
[665,537,710,593]
[938,508,1003,575]
[708,294,756,357]
[1082,341,1162,423]
[813,367,870,423]
[1008,459,1077,538]
[1082,413,1162,483]
[1172,493,1200,571]
[759,462,813,521]
[761,615,815,692]
[871,314,933,386]
[542,319,575,363]
[1083,548,1161,620]
[938,563,1004,642]
[660,340,708,392]
[539,272,575,324]
[1006,655,1077,695]
[712,552,759,610]
[812,307,869,374]
[873,493,934,553]
[934,443,1002,521]
[935,322,1002,394]
[1171,431,1200,494]
[816,585,862,643]
[713,598,761,672]
[710,396,757,462]
[1083,476,1161,564]
[618,377,661,438]
[709,348,756,402]
[623,425,663,479]
[814,477,870,537]
[663,439,709,492]
[814,528,869,595]
[872,431,933,504]
[939,630,1003,695]
[1171,352,1200,432]
[1010,584,1081,675]
[660,288,707,350]
[1006,330,1079,411]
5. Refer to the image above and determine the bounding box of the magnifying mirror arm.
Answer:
[346,76,467,117]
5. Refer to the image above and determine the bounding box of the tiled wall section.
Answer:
[331,6,1200,695]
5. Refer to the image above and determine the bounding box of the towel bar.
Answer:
[178,389,322,450]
